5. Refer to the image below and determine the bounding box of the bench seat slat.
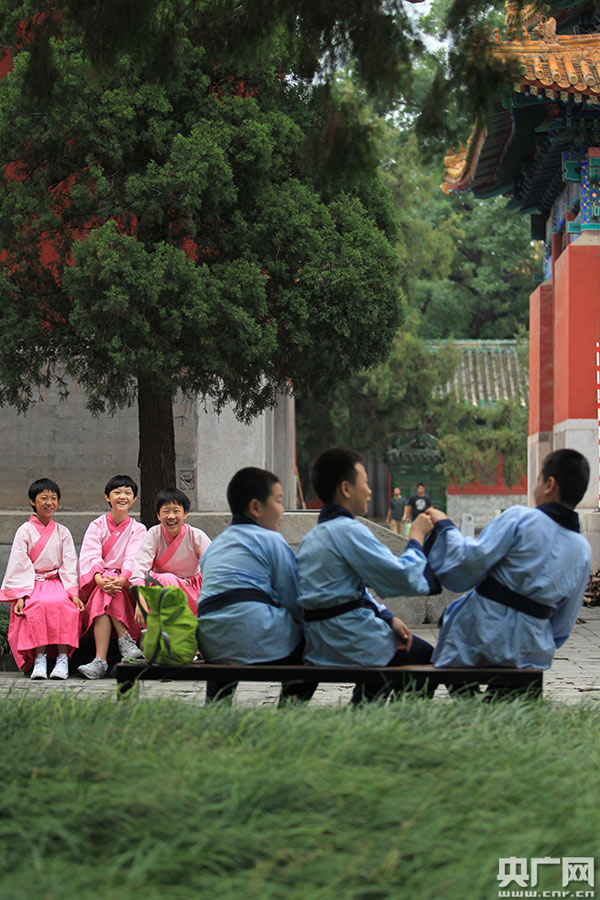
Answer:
[115,661,543,693]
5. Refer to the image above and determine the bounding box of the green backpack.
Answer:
[132,577,199,666]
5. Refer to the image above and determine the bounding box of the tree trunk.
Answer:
[137,375,177,527]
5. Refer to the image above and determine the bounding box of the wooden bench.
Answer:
[115,661,543,698]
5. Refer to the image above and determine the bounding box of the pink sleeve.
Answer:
[121,520,147,580]
[130,528,159,585]
[193,528,211,562]
[0,524,35,601]
[57,526,79,596]
[79,518,105,591]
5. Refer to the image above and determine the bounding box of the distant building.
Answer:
[387,340,528,532]
[441,0,600,511]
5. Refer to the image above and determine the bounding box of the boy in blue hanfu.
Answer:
[296,447,441,702]
[197,467,315,704]
[426,448,591,670]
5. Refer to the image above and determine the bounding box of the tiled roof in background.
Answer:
[428,339,529,408]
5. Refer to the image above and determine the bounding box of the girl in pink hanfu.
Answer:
[131,488,211,623]
[77,475,148,680]
[0,478,83,680]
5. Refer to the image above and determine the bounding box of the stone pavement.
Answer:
[1,607,599,706]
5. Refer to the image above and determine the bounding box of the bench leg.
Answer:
[351,675,436,705]
[205,679,238,704]
[350,681,393,705]
[117,679,136,698]
[278,678,318,705]
[447,682,481,698]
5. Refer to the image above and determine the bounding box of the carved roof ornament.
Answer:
[442,1,600,193]
[504,1,546,30]
[531,15,558,43]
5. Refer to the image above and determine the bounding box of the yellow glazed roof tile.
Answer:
[441,17,600,192]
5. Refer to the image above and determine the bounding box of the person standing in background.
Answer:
[405,482,432,522]
[386,486,407,534]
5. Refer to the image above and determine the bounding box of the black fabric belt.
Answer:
[303,597,384,622]
[198,588,278,616]
[477,575,552,620]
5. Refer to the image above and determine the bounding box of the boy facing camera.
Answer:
[296,448,440,702]
[426,448,591,670]
[197,467,314,704]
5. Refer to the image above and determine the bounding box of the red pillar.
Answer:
[552,236,600,507]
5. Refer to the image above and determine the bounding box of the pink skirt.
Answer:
[81,573,141,642]
[151,572,202,614]
[8,577,82,670]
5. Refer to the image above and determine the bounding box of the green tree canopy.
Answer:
[296,63,535,493]
[296,326,529,495]
[0,2,404,520]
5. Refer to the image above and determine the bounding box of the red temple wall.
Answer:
[528,280,554,436]
[553,241,600,424]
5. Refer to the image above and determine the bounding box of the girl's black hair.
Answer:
[155,487,190,515]
[28,478,61,503]
[104,474,138,498]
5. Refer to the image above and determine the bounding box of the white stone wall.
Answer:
[446,493,528,532]
[195,392,296,510]
[553,418,600,509]
[0,378,295,511]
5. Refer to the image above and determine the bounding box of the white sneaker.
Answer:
[31,654,47,680]
[50,654,69,680]
[78,657,108,679]
[118,632,145,660]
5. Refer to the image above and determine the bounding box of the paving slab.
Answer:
[1,607,598,706]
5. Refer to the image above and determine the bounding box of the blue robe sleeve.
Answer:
[270,537,301,620]
[426,509,522,592]
[331,522,440,598]
[549,564,589,648]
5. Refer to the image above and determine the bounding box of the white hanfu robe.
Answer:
[79,514,147,640]
[130,523,211,613]
[427,503,591,669]
[296,506,439,666]
[0,515,80,670]
[197,521,302,664]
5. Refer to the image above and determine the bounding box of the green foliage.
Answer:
[380,131,539,338]
[416,195,540,339]
[435,396,529,487]
[416,0,528,146]
[1,0,426,107]
[297,316,458,462]
[297,327,528,488]
[1,696,599,898]
[0,7,403,424]
[296,97,534,487]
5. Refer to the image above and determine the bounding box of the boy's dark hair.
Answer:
[28,478,61,503]
[227,467,280,515]
[155,487,190,515]
[417,482,425,489]
[311,447,364,504]
[104,474,138,498]
[541,449,590,508]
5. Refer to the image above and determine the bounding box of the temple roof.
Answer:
[441,3,600,206]
[428,340,529,408]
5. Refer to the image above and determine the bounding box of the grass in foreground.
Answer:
[0,694,598,900]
